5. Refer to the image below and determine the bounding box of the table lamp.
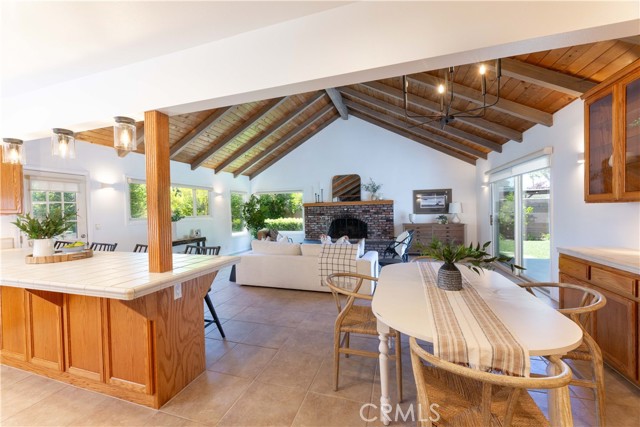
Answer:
[449,202,462,223]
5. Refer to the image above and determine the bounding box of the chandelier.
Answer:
[403,59,502,129]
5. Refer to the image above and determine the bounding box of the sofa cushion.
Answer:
[301,243,323,257]
[251,240,301,255]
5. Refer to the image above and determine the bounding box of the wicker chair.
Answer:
[518,282,607,426]
[89,242,117,252]
[325,273,403,401]
[133,244,148,253]
[410,337,573,427]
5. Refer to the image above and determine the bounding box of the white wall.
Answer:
[250,117,478,243]
[475,100,640,280]
[0,140,251,254]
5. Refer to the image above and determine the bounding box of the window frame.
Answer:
[230,191,248,235]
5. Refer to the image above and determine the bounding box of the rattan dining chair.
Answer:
[410,337,573,427]
[325,272,403,401]
[133,244,148,253]
[518,282,607,426]
[89,242,117,252]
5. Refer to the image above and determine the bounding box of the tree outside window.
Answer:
[128,181,210,220]
[231,192,246,232]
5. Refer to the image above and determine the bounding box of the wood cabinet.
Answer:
[403,223,465,254]
[559,254,639,385]
[583,59,640,202]
[0,152,23,214]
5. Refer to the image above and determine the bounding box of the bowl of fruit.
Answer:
[60,242,86,253]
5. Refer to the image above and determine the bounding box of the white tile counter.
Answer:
[0,249,240,300]
[557,247,640,275]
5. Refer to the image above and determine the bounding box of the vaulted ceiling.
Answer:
[77,38,640,178]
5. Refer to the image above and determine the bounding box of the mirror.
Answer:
[332,174,361,202]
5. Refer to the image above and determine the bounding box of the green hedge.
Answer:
[264,218,303,231]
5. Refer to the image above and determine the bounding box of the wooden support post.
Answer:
[144,111,172,273]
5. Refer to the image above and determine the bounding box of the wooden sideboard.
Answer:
[559,253,639,386]
[403,223,465,254]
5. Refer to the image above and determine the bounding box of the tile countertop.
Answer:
[557,247,640,275]
[0,249,240,300]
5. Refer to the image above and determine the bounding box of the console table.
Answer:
[403,223,465,254]
[172,236,206,247]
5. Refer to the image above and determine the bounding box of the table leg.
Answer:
[377,321,391,426]
[547,356,573,427]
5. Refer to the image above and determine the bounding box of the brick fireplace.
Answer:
[303,200,394,255]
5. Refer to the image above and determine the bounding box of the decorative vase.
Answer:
[32,238,54,257]
[437,262,463,291]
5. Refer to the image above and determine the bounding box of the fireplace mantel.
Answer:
[303,200,393,207]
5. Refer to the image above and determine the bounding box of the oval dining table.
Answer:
[372,262,583,426]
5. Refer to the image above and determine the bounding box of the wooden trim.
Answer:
[350,84,502,152]
[501,58,596,97]
[325,88,349,120]
[215,92,325,174]
[190,97,286,170]
[581,58,640,100]
[145,110,173,273]
[170,107,232,159]
[304,200,393,207]
[408,74,553,126]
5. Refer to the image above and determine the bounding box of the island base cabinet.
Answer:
[0,272,216,408]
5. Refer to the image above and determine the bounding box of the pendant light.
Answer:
[2,138,25,165]
[51,128,76,159]
[113,116,137,152]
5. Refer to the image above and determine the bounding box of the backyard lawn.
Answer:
[498,239,550,259]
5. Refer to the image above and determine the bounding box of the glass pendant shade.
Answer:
[2,138,25,165]
[51,128,76,159]
[114,116,137,151]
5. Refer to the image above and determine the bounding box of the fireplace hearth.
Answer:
[327,216,368,239]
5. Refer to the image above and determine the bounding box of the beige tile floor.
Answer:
[1,266,639,426]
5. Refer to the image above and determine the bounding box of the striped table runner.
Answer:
[418,262,530,377]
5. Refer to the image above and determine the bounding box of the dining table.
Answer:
[372,262,583,426]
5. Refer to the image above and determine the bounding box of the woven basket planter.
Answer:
[437,263,463,291]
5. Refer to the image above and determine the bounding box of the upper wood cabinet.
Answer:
[583,59,640,203]
[0,152,23,215]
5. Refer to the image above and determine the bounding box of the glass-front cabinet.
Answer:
[583,60,640,202]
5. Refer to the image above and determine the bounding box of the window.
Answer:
[488,149,551,282]
[257,191,303,231]
[230,192,247,232]
[127,179,210,220]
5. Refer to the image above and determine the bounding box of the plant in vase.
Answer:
[361,178,382,201]
[12,211,72,257]
[171,210,185,239]
[435,214,448,224]
[416,238,524,291]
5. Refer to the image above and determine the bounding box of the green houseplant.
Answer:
[417,238,524,291]
[361,178,382,200]
[12,211,72,257]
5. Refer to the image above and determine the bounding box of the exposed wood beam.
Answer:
[340,86,501,153]
[249,114,339,179]
[144,111,172,273]
[408,74,553,127]
[344,99,486,159]
[235,103,333,177]
[501,58,596,97]
[190,98,286,170]
[117,123,145,158]
[351,111,475,165]
[325,88,349,120]
[361,81,522,142]
[215,92,325,174]
[170,107,233,159]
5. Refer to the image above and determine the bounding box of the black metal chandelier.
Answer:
[403,59,502,129]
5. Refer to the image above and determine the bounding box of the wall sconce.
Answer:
[481,183,489,188]
[448,202,462,223]
[113,116,137,152]
[2,138,25,165]
[51,128,76,159]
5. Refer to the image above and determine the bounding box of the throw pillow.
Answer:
[335,235,351,244]
[320,234,332,244]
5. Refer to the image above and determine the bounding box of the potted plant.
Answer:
[362,178,382,200]
[12,211,72,257]
[171,210,185,239]
[417,238,524,291]
[435,214,448,224]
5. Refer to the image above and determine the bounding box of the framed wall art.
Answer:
[413,189,452,214]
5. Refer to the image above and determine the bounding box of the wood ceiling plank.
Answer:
[248,114,339,179]
[501,58,596,96]
[325,88,349,120]
[409,73,552,126]
[346,84,502,152]
[566,40,618,76]
[169,107,233,159]
[350,111,476,165]
[233,103,334,177]
[343,98,486,159]
[362,81,523,142]
[214,92,326,174]
[590,46,640,82]
[190,98,286,170]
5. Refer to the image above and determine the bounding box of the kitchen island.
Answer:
[0,249,240,408]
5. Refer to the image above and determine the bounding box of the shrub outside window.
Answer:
[128,179,210,220]
[257,192,303,231]
[230,192,247,232]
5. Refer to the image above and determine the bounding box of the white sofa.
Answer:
[234,240,379,293]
